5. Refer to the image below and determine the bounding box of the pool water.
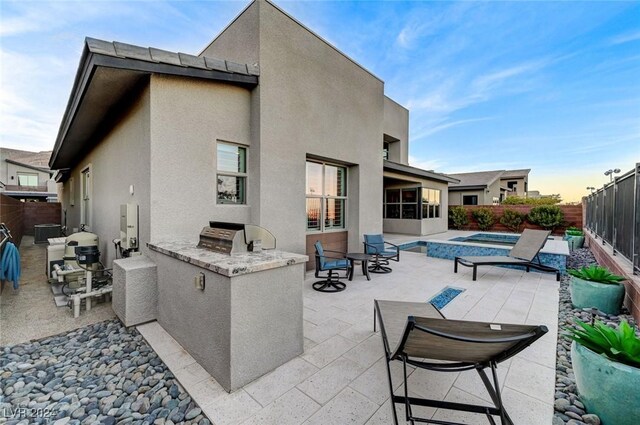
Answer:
[403,245,427,253]
[450,233,553,246]
[429,286,465,309]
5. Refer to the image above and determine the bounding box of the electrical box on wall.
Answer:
[120,204,139,250]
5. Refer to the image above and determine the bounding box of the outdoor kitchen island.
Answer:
[146,240,308,392]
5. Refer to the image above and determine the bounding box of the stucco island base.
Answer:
[147,242,307,392]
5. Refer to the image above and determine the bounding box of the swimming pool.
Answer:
[449,233,553,246]
[398,233,568,274]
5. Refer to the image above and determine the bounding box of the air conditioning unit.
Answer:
[34,224,62,244]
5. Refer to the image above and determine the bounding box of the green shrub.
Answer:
[568,265,626,285]
[499,209,526,232]
[502,196,561,205]
[566,229,584,236]
[471,208,496,231]
[565,320,640,368]
[449,206,469,230]
[527,205,564,230]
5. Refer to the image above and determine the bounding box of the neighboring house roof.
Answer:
[5,158,52,175]
[50,37,259,170]
[448,169,530,191]
[500,169,530,179]
[0,148,53,169]
[447,170,504,190]
[384,161,460,184]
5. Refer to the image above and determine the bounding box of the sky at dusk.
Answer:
[1,0,639,202]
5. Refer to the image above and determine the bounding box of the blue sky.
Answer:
[1,0,639,202]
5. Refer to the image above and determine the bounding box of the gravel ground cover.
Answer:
[0,320,209,425]
[554,248,638,425]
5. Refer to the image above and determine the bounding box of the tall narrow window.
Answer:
[306,161,347,232]
[422,188,441,219]
[217,142,247,204]
[383,142,390,160]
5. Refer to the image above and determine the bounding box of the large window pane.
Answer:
[18,173,38,186]
[306,198,321,231]
[217,143,246,173]
[402,188,417,203]
[306,162,323,195]
[386,189,400,203]
[325,198,345,229]
[402,204,418,219]
[385,204,400,218]
[217,175,245,204]
[325,165,346,197]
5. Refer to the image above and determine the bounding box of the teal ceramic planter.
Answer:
[564,235,584,251]
[570,276,625,314]
[572,342,640,425]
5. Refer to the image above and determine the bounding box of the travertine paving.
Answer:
[138,248,559,425]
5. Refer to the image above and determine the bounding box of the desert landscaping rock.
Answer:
[0,320,210,425]
[554,247,638,425]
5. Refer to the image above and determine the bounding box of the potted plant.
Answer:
[568,265,626,314]
[564,226,585,251]
[566,320,640,425]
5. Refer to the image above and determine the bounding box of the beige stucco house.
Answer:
[0,148,57,201]
[50,0,454,268]
[448,169,530,206]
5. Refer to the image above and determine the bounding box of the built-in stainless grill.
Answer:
[198,222,276,255]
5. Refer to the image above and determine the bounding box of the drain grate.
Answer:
[428,286,465,309]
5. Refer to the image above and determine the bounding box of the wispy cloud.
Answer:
[608,30,640,45]
[411,116,495,141]
[408,155,447,172]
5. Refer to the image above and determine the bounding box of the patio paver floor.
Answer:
[138,248,559,425]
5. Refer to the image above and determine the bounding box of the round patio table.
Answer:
[346,253,374,281]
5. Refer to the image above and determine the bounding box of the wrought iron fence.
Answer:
[584,163,639,275]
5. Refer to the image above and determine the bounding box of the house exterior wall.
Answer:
[449,189,484,206]
[501,176,527,197]
[148,75,252,242]
[383,96,409,164]
[2,164,50,187]
[59,85,151,265]
[382,170,448,235]
[204,0,385,254]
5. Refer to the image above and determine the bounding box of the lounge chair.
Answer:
[313,241,350,292]
[454,229,560,281]
[363,234,400,273]
[374,299,548,425]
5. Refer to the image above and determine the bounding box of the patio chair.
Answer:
[454,229,561,281]
[374,299,548,425]
[363,234,400,273]
[313,241,350,292]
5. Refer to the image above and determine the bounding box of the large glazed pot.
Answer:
[570,276,625,314]
[572,342,640,425]
[564,234,584,251]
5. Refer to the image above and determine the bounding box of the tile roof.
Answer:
[86,38,260,76]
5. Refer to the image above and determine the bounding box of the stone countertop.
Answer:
[147,240,308,277]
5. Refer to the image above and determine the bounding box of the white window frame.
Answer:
[216,141,248,205]
[306,160,347,233]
